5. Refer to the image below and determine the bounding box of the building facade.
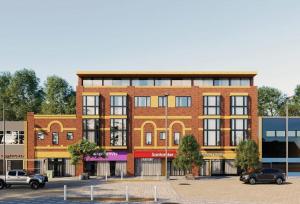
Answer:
[0,121,26,174]
[27,71,259,177]
[261,117,300,176]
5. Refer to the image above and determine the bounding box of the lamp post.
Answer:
[285,96,293,181]
[164,93,169,180]
[2,103,5,181]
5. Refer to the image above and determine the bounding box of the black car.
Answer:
[240,168,286,185]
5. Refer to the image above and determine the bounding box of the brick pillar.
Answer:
[127,153,134,176]
[76,161,84,176]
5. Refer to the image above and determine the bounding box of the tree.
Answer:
[235,140,260,172]
[67,140,106,166]
[5,69,43,120]
[258,86,285,116]
[0,72,13,120]
[173,135,203,175]
[41,75,76,114]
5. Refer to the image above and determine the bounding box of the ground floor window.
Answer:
[85,161,127,177]
[199,160,237,176]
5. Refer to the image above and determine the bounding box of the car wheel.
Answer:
[0,180,5,189]
[249,178,256,185]
[30,181,40,190]
[276,178,283,185]
[5,184,11,188]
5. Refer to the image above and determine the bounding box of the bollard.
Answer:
[105,172,108,181]
[156,172,159,180]
[64,185,67,201]
[154,186,157,202]
[121,171,123,180]
[90,185,94,201]
[125,185,129,201]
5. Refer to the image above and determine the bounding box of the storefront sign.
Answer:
[134,150,177,158]
[85,151,127,161]
[202,152,224,158]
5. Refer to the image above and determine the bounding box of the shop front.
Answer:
[85,151,127,176]
[134,150,180,176]
[200,151,238,176]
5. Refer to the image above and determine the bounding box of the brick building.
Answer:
[26,71,258,177]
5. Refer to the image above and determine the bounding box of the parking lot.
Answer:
[0,176,299,203]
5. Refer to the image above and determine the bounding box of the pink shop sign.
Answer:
[85,151,127,161]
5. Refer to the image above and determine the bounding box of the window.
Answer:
[0,131,24,144]
[155,79,171,86]
[19,131,24,144]
[175,96,191,107]
[231,96,248,115]
[67,132,74,140]
[194,78,214,86]
[135,96,151,107]
[204,119,221,146]
[172,79,192,86]
[240,79,251,86]
[174,132,180,145]
[214,78,229,86]
[288,131,296,137]
[276,131,285,137]
[158,96,168,107]
[82,78,102,87]
[110,118,127,146]
[204,96,220,115]
[103,79,130,86]
[132,79,154,86]
[83,95,99,115]
[230,78,250,86]
[110,95,127,115]
[18,171,26,176]
[83,119,100,144]
[37,132,45,140]
[266,131,275,137]
[231,119,248,146]
[146,132,152,145]
[160,132,166,140]
[8,171,16,176]
[52,132,59,145]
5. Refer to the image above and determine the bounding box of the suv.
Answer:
[0,170,48,190]
[240,168,286,185]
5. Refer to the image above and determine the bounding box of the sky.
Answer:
[0,0,300,95]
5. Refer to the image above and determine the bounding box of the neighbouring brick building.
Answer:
[26,71,259,177]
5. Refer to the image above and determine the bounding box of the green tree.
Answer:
[173,135,203,175]
[0,72,13,120]
[67,140,106,166]
[41,75,76,114]
[235,140,260,172]
[258,86,285,116]
[5,69,43,120]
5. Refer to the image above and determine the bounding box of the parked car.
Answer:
[0,169,48,190]
[240,168,286,185]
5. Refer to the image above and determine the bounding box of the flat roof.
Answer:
[77,71,257,78]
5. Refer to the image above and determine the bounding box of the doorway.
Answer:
[110,161,116,176]
[48,158,65,177]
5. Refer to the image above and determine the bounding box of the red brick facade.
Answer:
[26,71,258,177]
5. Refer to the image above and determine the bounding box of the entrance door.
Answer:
[48,158,65,177]
[85,161,97,176]
[110,161,116,176]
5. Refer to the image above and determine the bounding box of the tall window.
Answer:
[110,95,127,115]
[83,119,100,144]
[146,132,152,145]
[204,96,220,115]
[158,96,168,107]
[160,132,166,140]
[174,132,180,145]
[83,95,99,115]
[110,118,127,146]
[52,132,59,145]
[231,96,248,115]
[204,119,221,146]
[231,119,248,146]
[175,96,191,107]
[135,96,151,107]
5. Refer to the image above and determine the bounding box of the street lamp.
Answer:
[2,103,6,181]
[164,93,169,180]
[285,96,293,181]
